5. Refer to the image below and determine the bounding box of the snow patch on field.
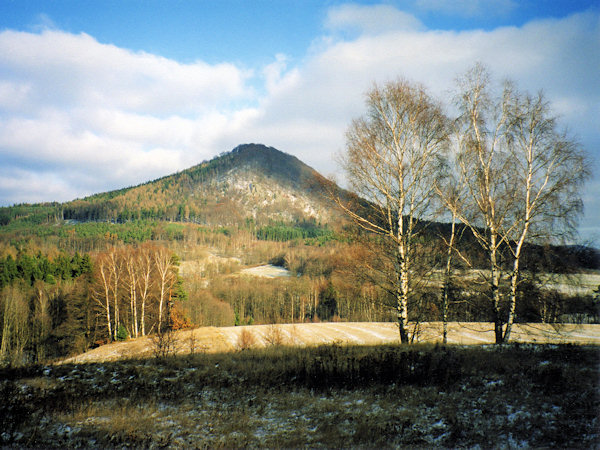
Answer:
[240,264,291,278]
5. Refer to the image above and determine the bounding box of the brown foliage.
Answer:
[236,328,256,351]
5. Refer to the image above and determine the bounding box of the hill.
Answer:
[0,144,342,228]
[59,143,340,226]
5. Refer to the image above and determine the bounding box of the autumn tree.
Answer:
[31,281,52,362]
[0,284,30,365]
[337,79,449,343]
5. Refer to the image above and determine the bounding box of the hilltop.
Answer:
[0,144,345,228]
[60,143,340,226]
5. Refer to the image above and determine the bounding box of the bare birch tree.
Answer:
[337,79,449,343]
[436,194,462,344]
[137,243,154,336]
[93,252,113,341]
[124,251,139,338]
[502,88,589,340]
[452,64,590,343]
[154,246,176,332]
[107,247,122,341]
[452,64,518,343]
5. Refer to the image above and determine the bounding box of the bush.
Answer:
[150,329,178,359]
[264,325,286,347]
[236,329,256,351]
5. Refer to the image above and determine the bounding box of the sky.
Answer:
[0,0,598,243]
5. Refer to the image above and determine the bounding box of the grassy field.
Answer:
[1,343,599,448]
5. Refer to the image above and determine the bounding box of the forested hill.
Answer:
[62,143,339,225]
[0,144,341,227]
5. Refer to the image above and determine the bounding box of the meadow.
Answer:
[1,342,598,448]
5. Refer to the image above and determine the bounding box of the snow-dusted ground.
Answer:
[240,264,291,278]
[7,344,599,448]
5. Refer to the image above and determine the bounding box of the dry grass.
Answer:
[1,343,599,448]
[236,328,257,351]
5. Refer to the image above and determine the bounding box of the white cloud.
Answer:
[326,4,424,34]
[0,28,259,203]
[248,10,598,160]
[416,0,517,18]
[262,54,301,96]
[0,29,251,115]
[0,168,74,204]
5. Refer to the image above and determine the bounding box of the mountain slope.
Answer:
[61,144,340,226]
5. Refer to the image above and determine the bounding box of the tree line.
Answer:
[255,221,333,242]
[0,251,92,288]
[0,243,188,366]
[1,230,596,366]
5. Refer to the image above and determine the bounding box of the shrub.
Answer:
[236,329,256,351]
[264,325,286,347]
[150,329,178,359]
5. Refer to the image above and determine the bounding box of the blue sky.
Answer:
[1,1,595,63]
[0,0,598,242]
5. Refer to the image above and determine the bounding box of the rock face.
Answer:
[205,145,334,223]
[62,143,344,226]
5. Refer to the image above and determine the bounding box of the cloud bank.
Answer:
[0,5,598,239]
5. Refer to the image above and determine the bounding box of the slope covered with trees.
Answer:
[59,143,339,226]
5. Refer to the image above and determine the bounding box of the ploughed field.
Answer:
[61,321,600,364]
